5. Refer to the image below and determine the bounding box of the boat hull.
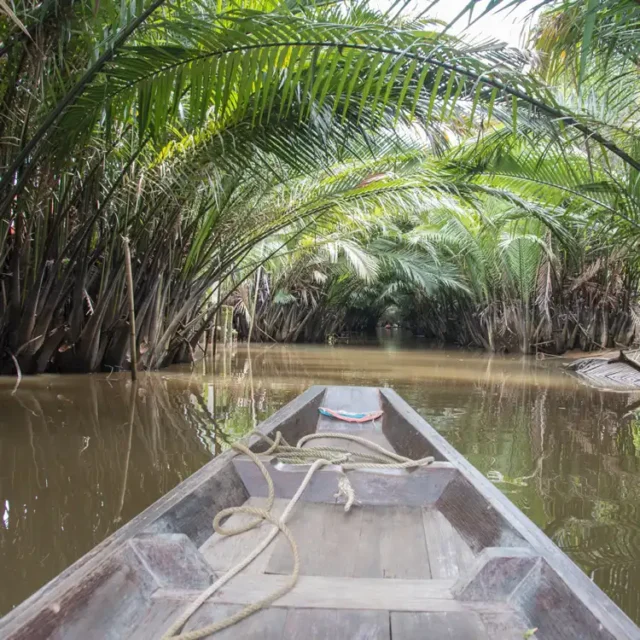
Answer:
[1,386,638,639]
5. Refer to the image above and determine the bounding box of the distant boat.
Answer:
[2,386,638,639]
[567,350,640,390]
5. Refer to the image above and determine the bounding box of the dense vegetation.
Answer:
[231,0,640,352]
[1,0,639,373]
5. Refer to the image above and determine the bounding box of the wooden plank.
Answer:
[511,561,618,640]
[233,458,457,507]
[480,612,533,640]
[284,608,339,639]
[391,611,489,640]
[154,575,482,613]
[182,604,288,640]
[266,502,328,575]
[134,603,287,639]
[377,505,431,579]
[315,503,364,577]
[435,473,527,554]
[316,387,383,433]
[129,533,213,589]
[283,609,390,640]
[352,506,384,578]
[200,497,288,575]
[129,600,184,639]
[266,503,431,579]
[422,507,475,579]
[131,603,288,639]
[453,547,538,601]
[267,502,364,577]
[338,610,390,640]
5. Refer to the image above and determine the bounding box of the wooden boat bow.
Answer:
[1,385,638,639]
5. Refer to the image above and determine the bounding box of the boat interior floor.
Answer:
[130,422,532,639]
[131,498,531,639]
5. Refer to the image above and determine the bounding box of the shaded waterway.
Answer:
[2,339,640,622]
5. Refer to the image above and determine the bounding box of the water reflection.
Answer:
[401,377,640,616]
[0,367,296,614]
[1,344,640,623]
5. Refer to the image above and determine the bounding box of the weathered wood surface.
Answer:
[267,501,365,577]
[422,507,475,579]
[265,502,457,580]
[233,457,457,506]
[374,505,431,579]
[131,600,530,640]
[200,497,475,593]
[480,611,533,640]
[130,603,289,640]
[391,611,490,639]
[129,533,214,589]
[567,355,640,390]
[511,561,618,640]
[183,605,288,640]
[154,575,514,613]
[133,603,529,640]
[436,470,528,553]
[283,608,389,640]
[129,600,184,639]
[453,547,538,601]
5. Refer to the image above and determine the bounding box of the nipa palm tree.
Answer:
[2,0,639,372]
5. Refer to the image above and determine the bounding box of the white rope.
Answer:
[163,443,333,640]
[297,431,409,462]
[163,428,434,639]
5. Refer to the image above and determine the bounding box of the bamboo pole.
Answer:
[115,381,137,524]
[225,306,232,346]
[122,236,138,380]
[212,306,219,367]
[248,266,261,346]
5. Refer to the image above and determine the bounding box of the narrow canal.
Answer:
[1,339,639,621]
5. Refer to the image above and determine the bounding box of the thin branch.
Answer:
[9,351,22,395]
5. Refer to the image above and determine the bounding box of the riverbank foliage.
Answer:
[1,0,639,372]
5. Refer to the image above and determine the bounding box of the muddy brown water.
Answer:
[2,339,640,622]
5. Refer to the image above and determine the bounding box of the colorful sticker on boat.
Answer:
[318,407,383,423]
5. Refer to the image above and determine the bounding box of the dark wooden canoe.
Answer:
[2,386,639,639]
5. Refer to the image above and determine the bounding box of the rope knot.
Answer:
[336,473,356,512]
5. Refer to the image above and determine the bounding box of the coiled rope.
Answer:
[163,430,434,640]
